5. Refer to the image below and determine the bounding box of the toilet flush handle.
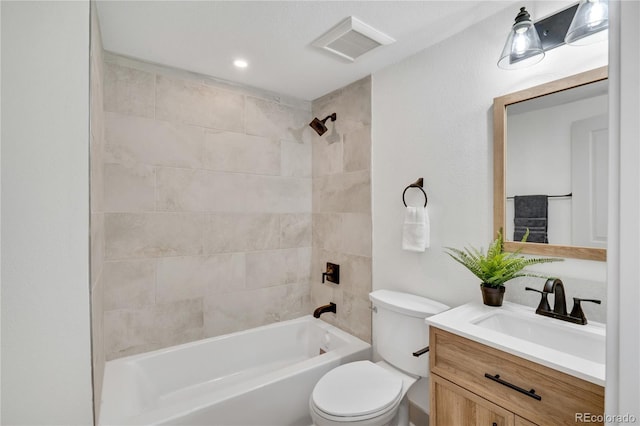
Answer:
[412,346,429,357]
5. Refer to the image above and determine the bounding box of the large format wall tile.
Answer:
[104,163,155,212]
[311,77,372,343]
[100,57,314,359]
[90,10,106,420]
[282,139,312,178]
[156,253,246,303]
[104,298,204,359]
[297,247,312,283]
[313,170,371,213]
[91,213,104,285]
[204,131,280,175]
[245,96,311,143]
[343,125,371,173]
[312,248,371,298]
[312,135,343,177]
[204,283,311,337]
[280,213,312,248]
[90,135,105,213]
[104,62,155,118]
[154,298,204,335]
[313,76,371,127]
[312,212,372,256]
[204,214,280,253]
[105,112,204,168]
[340,213,372,257]
[104,308,156,358]
[312,213,343,252]
[245,248,300,289]
[103,259,155,310]
[91,271,105,417]
[314,212,373,257]
[156,168,311,213]
[340,292,371,342]
[155,75,244,131]
[105,212,205,259]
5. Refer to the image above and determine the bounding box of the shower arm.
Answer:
[319,113,336,125]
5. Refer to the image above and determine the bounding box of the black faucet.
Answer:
[313,302,336,318]
[526,278,601,325]
[544,278,567,315]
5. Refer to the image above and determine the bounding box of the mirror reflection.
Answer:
[493,66,608,261]
[506,80,608,248]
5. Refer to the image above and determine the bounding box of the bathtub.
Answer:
[99,315,371,425]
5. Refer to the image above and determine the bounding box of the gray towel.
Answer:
[514,218,547,228]
[514,229,547,243]
[514,195,548,243]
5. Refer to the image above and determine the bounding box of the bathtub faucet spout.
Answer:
[313,302,336,318]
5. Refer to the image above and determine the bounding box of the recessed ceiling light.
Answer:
[233,59,248,69]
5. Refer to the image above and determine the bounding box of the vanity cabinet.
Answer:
[429,327,604,426]
[514,417,537,426]
[432,374,514,426]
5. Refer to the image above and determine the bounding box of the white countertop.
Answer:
[426,301,606,386]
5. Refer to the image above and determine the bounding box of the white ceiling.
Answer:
[96,1,514,101]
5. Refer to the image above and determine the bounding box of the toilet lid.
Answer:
[312,361,403,417]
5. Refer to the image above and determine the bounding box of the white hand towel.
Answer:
[402,206,430,251]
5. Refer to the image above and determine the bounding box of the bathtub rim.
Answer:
[99,315,371,426]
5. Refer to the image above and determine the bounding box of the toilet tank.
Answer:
[369,290,449,377]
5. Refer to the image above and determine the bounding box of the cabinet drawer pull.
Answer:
[484,373,542,401]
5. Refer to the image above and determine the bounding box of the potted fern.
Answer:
[444,230,562,306]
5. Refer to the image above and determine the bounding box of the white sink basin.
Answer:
[426,301,606,385]
[473,310,605,364]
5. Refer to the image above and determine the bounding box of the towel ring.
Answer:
[403,178,428,207]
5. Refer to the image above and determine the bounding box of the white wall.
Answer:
[371,1,608,320]
[606,0,640,420]
[0,0,3,419]
[1,2,94,424]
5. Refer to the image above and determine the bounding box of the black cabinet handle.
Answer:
[484,373,541,401]
[412,346,429,357]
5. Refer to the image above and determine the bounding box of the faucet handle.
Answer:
[525,286,552,313]
[322,263,340,284]
[569,297,602,325]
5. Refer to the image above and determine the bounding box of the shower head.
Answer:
[309,113,337,136]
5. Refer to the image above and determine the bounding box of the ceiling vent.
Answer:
[312,16,395,62]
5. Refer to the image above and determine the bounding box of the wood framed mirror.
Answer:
[493,66,608,261]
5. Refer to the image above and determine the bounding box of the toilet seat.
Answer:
[311,361,403,420]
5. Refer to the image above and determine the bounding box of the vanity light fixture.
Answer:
[497,7,544,70]
[498,1,608,70]
[565,0,609,45]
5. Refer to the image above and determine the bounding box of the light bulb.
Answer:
[233,59,248,69]
[587,1,606,28]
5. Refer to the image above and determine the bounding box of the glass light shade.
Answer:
[565,0,609,45]
[498,16,544,70]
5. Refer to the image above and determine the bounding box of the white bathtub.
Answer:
[99,315,371,425]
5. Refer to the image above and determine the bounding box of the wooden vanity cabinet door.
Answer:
[430,327,604,425]
[431,374,515,426]
[515,416,538,426]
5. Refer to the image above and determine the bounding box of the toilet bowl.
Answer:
[309,360,417,426]
[309,290,449,426]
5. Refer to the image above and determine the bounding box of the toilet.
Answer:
[309,290,449,426]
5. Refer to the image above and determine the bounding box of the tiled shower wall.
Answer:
[311,77,373,343]
[101,54,313,360]
[89,3,106,420]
